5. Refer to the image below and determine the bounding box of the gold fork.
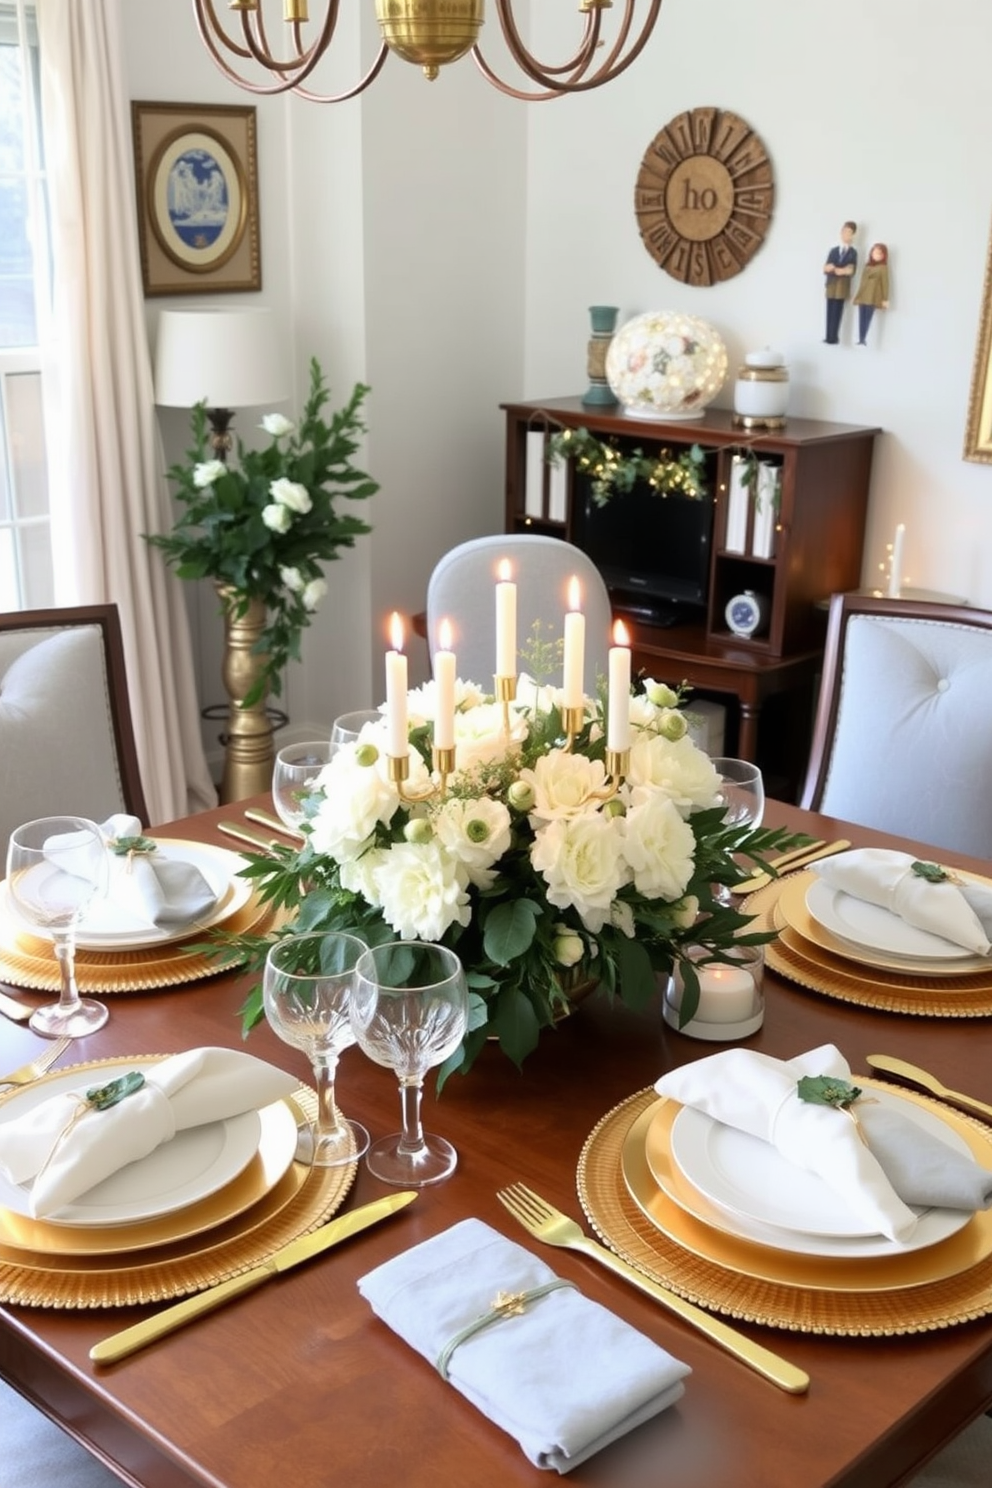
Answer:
[497,1183,809,1395]
[0,1035,73,1089]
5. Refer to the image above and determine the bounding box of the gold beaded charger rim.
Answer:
[0,890,276,994]
[0,1058,356,1307]
[742,873,992,1017]
[577,1087,992,1335]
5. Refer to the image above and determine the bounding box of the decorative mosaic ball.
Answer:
[605,311,728,420]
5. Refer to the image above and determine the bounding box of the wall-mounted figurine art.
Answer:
[823,221,858,344]
[853,244,890,345]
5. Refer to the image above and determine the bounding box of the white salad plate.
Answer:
[805,878,980,962]
[666,1086,974,1255]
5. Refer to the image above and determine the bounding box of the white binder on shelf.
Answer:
[524,430,546,519]
[548,454,568,523]
[725,455,749,553]
[751,462,781,559]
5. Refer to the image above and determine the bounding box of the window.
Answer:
[0,0,52,610]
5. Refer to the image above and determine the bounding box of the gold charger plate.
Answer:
[0,1066,356,1306]
[577,1088,992,1334]
[0,889,276,993]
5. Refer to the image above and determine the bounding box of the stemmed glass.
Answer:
[711,757,765,904]
[272,742,334,831]
[262,931,370,1167]
[6,816,110,1038]
[331,710,382,750]
[350,942,468,1187]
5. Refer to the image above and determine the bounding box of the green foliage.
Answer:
[546,425,707,507]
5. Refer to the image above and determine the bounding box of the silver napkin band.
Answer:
[436,1279,577,1381]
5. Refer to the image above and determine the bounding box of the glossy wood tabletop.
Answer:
[2,798,992,1488]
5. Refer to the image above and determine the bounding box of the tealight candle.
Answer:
[607,619,631,753]
[495,559,517,679]
[562,576,585,709]
[434,618,456,751]
[385,612,409,759]
[695,963,757,1023]
[663,942,765,1041]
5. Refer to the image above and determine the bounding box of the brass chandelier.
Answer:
[193,1,664,102]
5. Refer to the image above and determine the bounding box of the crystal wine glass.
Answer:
[710,757,766,904]
[272,741,334,831]
[330,710,383,750]
[262,931,370,1167]
[350,942,468,1187]
[6,816,110,1038]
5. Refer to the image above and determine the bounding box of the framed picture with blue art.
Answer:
[131,101,261,296]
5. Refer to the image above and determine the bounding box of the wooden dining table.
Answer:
[2,795,992,1488]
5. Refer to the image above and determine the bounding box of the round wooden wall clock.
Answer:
[635,108,774,286]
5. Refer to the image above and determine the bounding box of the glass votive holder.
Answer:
[663,942,765,1041]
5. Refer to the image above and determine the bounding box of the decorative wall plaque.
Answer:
[635,108,774,286]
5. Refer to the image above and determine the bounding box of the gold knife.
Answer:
[90,1191,416,1364]
[217,821,282,854]
[735,839,852,897]
[0,987,32,1023]
[244,808,304,842]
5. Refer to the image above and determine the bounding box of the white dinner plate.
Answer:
[805,877,981,963]
[0,1059,295,1226]
[668,1084,976,1245]
[0,839,251,951]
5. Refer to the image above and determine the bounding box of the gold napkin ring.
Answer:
[436,1279,576,1380]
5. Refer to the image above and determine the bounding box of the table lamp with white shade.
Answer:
[154,307,289,461]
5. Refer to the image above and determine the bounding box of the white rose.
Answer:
[307,754,400,861]
[301,577,327,612]
[619,789,696,901]
[280,565,304,592]
[434,796,512,888]
[531,813,627,933]
[339,847,386,909]
[270,477,312,514]
[373,840,471,942]
[262,503,292,533]
[626,732,720,814]
[552,923,585,968]
[515,673,565,717]
[261,413,294,437]
[610,900,636,938]
[521,749,608,824]
[452,701,527,775]
[193,459,226,489]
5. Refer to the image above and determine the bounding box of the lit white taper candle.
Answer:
[434,617,456,751]
[888,522,905,599]
[385,611,409,758]
[607,619,632,752]
[562,575,585,710]
[495,558,517,679]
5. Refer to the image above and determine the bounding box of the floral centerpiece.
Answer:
[147,358,378,707]
[231,666,801,1082]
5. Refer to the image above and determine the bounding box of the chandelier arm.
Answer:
[290,43,391,103]
[493,1,600,83]
[479,0,663,96]
[240,0,339,83]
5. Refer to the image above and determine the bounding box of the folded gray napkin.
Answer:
[48,814,218,929]
[358,1218,689,1473]
[811,848,992,956]
[656,1045,992,1243]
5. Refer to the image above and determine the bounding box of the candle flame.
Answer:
[612,619,631,647]
[567,576,582,612]
[438,617,453,652]
[389,611,405,652]
[497,559,513,582]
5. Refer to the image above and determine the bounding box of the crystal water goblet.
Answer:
[710,757,766,903]
[330,710,383,750]
[6,816,110,1038]
[272,741,334,831]
[350,942,468,1187]
[263,931,370,1167]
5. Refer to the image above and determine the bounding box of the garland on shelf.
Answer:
[546,425,707,508]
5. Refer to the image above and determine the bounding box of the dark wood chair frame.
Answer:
[800,591,992,812]
[0,603,150,826]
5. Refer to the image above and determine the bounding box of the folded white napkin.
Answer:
[358,1218,689,1473]
[811,848,992,956]
[655,1045,992,1244]
[48,814,219,929]
[0,1047,299,1217]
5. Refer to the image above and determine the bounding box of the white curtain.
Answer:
[36,0,216,823]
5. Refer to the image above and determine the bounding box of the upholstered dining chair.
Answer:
[0,604,149,850]
[800,592,992,859]
[426,534,614,692]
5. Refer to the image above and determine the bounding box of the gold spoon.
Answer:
[865,1055,992,1123]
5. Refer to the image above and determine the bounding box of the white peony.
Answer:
[193,459,226,489]
[434,796,512,888]
[619,789,696,901]
[339,847,386,908]
[522,749,608,824]
[531,812,627,932]
[280,565,304,592]
[262,503,292,533]
[515,673,567,717]
[453,701,528,774]
[308,750,400,862]
[626,732,721,814]
[301,577,327,612]
[260,413,294,437]
[373,840,472,942]
[270,477,312,514]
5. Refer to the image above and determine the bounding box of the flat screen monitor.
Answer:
[570,472,715,627]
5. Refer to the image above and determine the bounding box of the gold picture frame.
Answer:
[131,101,261,297]
[964,218,992,463]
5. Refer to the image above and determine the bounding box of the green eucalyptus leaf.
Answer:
[797,1075,862,1109]
[85,1071,146,1111]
